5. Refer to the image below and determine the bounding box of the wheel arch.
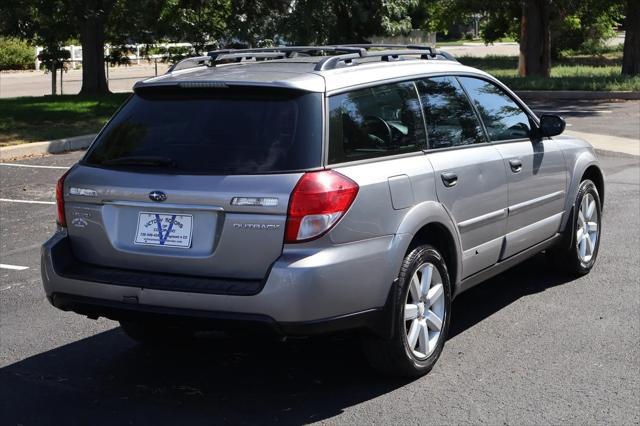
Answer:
[395,201,462,289]
[409,223,458,291]
[560,149,605,231]
[581,165,605,209]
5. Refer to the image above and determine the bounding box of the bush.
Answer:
[0,38,34,71]
[550,11,619,59]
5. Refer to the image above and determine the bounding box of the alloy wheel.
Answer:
[404,262,445,359]
[576,192,599,263]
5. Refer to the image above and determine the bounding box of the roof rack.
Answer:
[167,44,454,73]
[168,46,366,73]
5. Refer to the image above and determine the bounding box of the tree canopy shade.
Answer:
[284,0,417,45]
[158,0,231,54]
[0,0,168,94]
[1,0,638,93]
[417,0,636,77]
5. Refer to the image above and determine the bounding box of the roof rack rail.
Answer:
[339,43,457,61]
[313,44,457,71]
[207,45,366,57]
[167,55,212,73]
[339,43,436,55]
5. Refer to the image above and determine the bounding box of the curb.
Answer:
[0,134,96,161]
[594,148,640,159]
[516,90,640,101]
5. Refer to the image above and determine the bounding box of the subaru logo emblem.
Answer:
[149,191,167,202]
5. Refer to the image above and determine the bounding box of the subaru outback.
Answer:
[42,45,604,377]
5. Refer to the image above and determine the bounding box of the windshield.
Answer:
[83,89,323,174]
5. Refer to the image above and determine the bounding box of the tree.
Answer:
[0,0,76,93]
[0,0,170,95]
[622,0,640,75]
[75,1,115,94]
[159,0,231,54]
[284,0,417,45]
[518,0,551,77]
[228,0,290,47]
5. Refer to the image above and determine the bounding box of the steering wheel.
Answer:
[363,115,392,146]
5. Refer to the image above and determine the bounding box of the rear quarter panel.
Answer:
[324,154,463,286]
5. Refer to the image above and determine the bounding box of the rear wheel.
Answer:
[552,179,602,275]
[119,320,194,346]
[363,244,451,377]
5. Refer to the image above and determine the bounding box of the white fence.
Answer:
[33,43,195,70]
[33,32,438,70]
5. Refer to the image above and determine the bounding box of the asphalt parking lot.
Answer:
[1,148,639,424]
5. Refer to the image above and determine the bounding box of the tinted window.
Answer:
[328,81,426,164]
[415,76,485,149]
[459,77,532,141]
[84,90,322,174]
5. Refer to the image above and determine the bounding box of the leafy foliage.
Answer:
[158,0,231,54]
[284,0,417,45]
[0,37,34,70]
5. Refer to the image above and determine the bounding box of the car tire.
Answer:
[551,179,602,276]
[119,320,194,346]
[362,244,452,377]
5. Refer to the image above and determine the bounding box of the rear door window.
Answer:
[84,89,323,174]
[458,77,532,141]
[415,76,485,149]
[328,81,426,164]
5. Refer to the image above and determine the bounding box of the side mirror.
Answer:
[539,114,566,137]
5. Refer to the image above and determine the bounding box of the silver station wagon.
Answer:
[42,45,604,377]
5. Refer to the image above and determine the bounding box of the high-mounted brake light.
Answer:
[285,170,359,243]
[56,169,71,227]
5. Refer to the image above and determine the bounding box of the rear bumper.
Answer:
[48,292,386,337]
[41,231,409,335]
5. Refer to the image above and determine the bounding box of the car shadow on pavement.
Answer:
[1,253,574,425]
[448,253,574,339]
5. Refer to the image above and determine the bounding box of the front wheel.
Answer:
[552,179,602,276]
[363,244,452,377]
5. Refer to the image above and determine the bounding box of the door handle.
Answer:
[441,172,458,188]
[509,159,523,173]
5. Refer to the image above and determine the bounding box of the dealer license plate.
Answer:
[134,212,193,248]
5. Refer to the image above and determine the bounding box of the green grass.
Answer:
[436,37,516,47]
[458,51,640,91]
[0,93,130,146]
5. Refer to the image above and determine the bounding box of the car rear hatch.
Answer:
[61,86,323,283]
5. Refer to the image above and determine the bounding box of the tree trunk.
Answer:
[518,0,551,77]
[79,13,110,95]
[50,61,57,96]
[622,0,640,76]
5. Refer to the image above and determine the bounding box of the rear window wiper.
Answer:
[102,156,177,168]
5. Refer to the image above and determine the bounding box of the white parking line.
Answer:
[0,163,70,170]
[0,198,55,205]
[0,264,29,271]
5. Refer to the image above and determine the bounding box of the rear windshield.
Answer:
[83,89,323,174]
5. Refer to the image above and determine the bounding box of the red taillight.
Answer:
[56,169,71,227]
[285,170,359,243]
